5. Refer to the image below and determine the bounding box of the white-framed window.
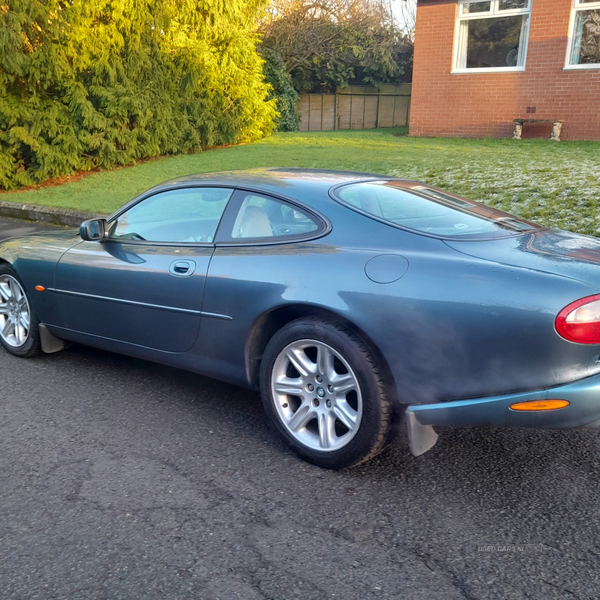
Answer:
[566,1,600,68]
[454,0,531,73]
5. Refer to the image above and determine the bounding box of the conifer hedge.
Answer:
[0,0,277,190]
[261,47,299,132]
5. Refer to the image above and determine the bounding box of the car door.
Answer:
[197,189,329,379]
[54,186,233,352]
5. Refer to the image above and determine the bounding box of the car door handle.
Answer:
[169,260,196,277]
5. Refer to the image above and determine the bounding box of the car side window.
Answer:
[230,193,320,240]
[111,187,233,243]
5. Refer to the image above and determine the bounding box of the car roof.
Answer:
[142,168,400,204]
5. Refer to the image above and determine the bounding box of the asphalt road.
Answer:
[1,216,600,600]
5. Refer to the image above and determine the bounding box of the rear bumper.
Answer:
[407,371,600,430]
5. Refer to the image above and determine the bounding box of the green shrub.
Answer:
[0,0,277,190]
[261,47,299,132]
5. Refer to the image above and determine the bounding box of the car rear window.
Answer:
[334,180,538,239]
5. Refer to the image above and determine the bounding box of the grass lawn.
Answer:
[3,127,600,235]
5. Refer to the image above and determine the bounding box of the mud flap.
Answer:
[406,408,439,456]
[39,324,71,354]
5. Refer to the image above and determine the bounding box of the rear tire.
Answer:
[260,317,397,469]
[0,264,41,358]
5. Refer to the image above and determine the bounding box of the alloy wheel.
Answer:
[0,275,31,348]
[271,339,363,452]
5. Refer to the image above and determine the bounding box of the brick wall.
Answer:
[409,0,600,140]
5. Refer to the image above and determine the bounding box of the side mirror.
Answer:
[80,218,108,242]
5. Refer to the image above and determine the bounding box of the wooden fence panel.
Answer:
[377,96,396,128]
[308,95,323,131]
[322,95,336,130]
[350,96,365,129]
[297,95,310,132]
[393,96,411,127]
[337,95,351,130]
[363,96,379,129]
[296,84,412,131]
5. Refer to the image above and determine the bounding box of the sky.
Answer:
[390,0,416,30]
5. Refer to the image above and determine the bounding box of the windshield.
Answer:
[334,181,538,239]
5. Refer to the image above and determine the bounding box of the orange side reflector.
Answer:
[510,399,569,412]
[35,285,45,292]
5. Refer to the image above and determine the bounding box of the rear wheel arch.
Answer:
[246,304,399,404]
[258,314,404,468]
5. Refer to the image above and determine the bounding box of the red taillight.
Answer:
[556,294,600,344]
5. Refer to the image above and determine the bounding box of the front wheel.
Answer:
[0,265,41,357]
[260,318,396,469]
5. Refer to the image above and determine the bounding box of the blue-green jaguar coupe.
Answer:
[3,169,600,468]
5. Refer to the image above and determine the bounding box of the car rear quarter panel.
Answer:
[349,252,600,403]
[197,216,600,405]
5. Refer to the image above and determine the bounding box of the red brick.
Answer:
[410,0,600,140]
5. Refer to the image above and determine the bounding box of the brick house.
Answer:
[409,0,600,140]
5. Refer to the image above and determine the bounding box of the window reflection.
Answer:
[456,0,530,69]
[335,181,538,239]
[111,188,233,243]
[498,0,527,9]
[571,10,600,65]
[466,16,523,68]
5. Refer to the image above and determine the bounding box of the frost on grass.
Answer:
[391,156,600,236]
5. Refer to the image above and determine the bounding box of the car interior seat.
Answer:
[234,204,273,238]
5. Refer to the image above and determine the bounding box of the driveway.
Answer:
[0,215,66,239]
[1,216,599,600]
